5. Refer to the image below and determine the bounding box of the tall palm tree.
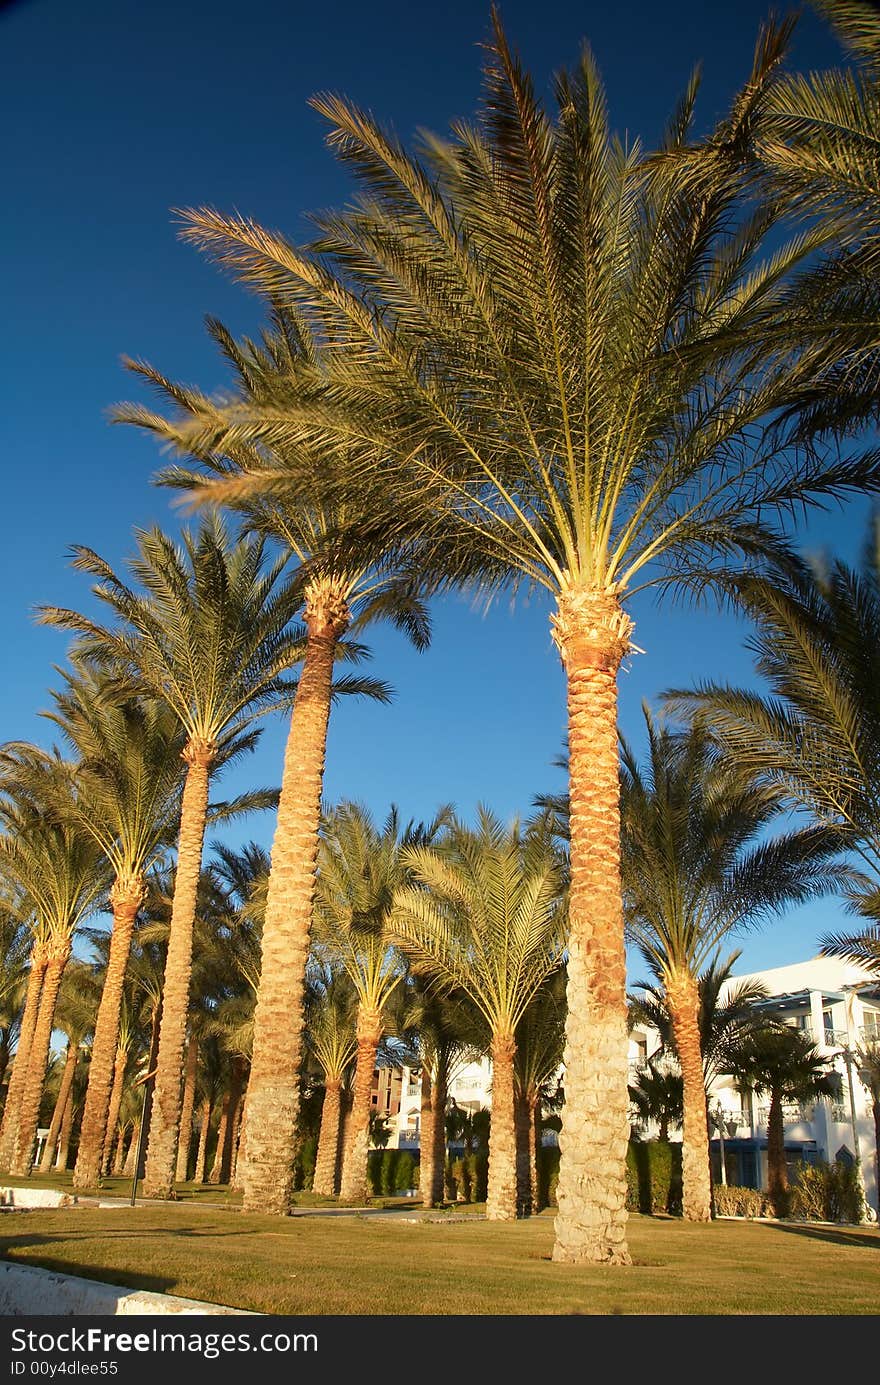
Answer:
[0,757,109,1175]
[141,17,880,1258]
[514,973,566,1214]
[0,898,30,1106]
[38,519,304,1199]
[628,1058,683,1142]
[855,1039,880,1208]
[38,959,99,1174]
[622,711,847,1218]
[392,810,566,1221]
[116,313,434,1215]
[723,1024,835,1215]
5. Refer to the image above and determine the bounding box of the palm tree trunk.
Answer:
[143,744,213,1199]
[666,970,712,1222]
[39,1040,78,1174]
[194,1098,211,1183]
[123,1121,140,1177]
[872,1096,880,1217]
[313,1078,343,1196]
[529,1095,542,1212]
[101,1046,129,1178]
[209,1057,245,1185]
[73,879,145,1190]
[112,1122,128,1176]
[515,1085,532,1216]
[339,1007,382,1204]
[55,1084,75,1171]
[230,1079,247,1185]
[11,940,71,1176]
[418,1067,436,1208]
[175,1032,199,1184]
[766,1091,789,1216]
[486,1032,518,1220]
[430,1066,448,1208]
[241,589,349,1215]
[551,590,633,1264]
[0,1033,12,1100]
[0,949,47,1171]
[135,1002,163,1182]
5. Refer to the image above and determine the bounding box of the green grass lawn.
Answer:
[0,1201,877,1314]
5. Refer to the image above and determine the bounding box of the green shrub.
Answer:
[790,1160,866,1224]
[443,1156,457,1202]
[539,1145,560,1208]
[713,1185,772,1218]
[293,1136,317,1191]
[394,1151,417,1192]
[624,1140,682,1214]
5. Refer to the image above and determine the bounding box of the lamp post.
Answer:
[713,1102,728,1187]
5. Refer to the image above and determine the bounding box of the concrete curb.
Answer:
[0,1187,76,1209]
[0,1262,259,1316]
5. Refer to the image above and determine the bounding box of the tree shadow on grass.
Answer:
[760,1221,880,1251]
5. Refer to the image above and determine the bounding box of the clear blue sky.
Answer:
[1,0,870,979]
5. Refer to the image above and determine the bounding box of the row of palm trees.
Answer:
[3,0,880,1264]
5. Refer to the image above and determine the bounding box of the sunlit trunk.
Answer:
[55,1085,75,1171]
[209,1056,245,1185]
[666,969,712,1222]
[313,1078,343,1196]
[11,940,71,1176]
[73,879,145,1190]
[242,586,349,1214]
[339,1007,382,1203]
[194,1098,211,1183]
[175,1032,199,1184]
[515,1085,532,1216]
[551,589,632,1264]
[418,1067,436,1208]
[123,1121,140,1177]
[486,1032,518,1220]
[0,948,47,1171]
[529,1095,542,1212]
[102,1046,129,1178]
[112,1122,128,1177]
[39,1039,78,1174]
[144,742,213,1199]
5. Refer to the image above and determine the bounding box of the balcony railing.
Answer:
[755,1102,816,1126]
[818,1029,850,1049]
[828,1101,850,1123]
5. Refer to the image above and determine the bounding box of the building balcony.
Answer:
[755,1102,816,1127]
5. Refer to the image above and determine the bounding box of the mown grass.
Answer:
[0,1202,877,1315]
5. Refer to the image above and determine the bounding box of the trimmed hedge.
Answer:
[713,1185,773,1218]
[444,1152,489,1203]
[366,1148,420,1195]
[534,1140,682,1214]
[790,1160,866,1224]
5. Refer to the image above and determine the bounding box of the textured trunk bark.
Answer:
[55,1084,75,1171]
[112,1122,128,1176]
[0,1036,11,1100]
[101,1046,129,1178]
[515,1086,532,1217]
[241,592,348,1215]
[313,1078,343,1196]
[766,1091,788,1215]
[11,942,71,1176]
[134,1003,163,1183]
[0,950,47,1172]
[175,1033,199,1184]
[39,1040,78,1174]
[123,1121,140,1177]
[143,745,212,1199]
[194,1099,211,1183]
[73,880,144,1190]
[230,1080,247,1185]
[529,1096,542,1212]
[666,970,712,1222]
[430,1067,448,1208]
[486,1033,518,1221]
[551,589,632,1264]
[209,1057,245,1185]
[339,1008,382,1204]
[873,1098,880,1216]
[418,1068,436,1208]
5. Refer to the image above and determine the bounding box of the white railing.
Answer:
[829,1101,850,1123]
[755,1102,815,1126]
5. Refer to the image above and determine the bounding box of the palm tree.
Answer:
[667,521,880,947]
[313,803,425,1203]
[392,810,566,1220]
[514,974,566,1214]
[0,757,109,1175]
[143,17,880,1258]
[752,0,880,444]
[38,518,303,1199]
[856,1039,880,1208]
[820,924,880,979]
[622,711,846,1218]
[307,970,358,1196]
[723,1024,835,1215]
[628,1058,683,1142]
[0,898,30,1107]
[116,309,433,1214]
[35,669,187,1191]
